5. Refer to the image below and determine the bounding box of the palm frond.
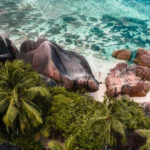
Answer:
[65,135,76,150]
[91,116,109,127]
[12,68,24,81]
[19,111,31,133]
[48,140,64,150]
[22,100,43,127]
[111,119,126,143]
[22,71,40,81]
[0,80,7,86]
[0,99,9,113]
[39,128,49,138]
[0,60,46,132]
[25,86,49,99]
[0,90,10,100]
[3,99,18,128]
[12,88,19,104]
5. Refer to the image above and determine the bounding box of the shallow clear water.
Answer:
[0,0,150,78]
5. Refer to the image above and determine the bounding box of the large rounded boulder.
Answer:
[19,39,99,92]
[135,66,150,81]
[112,49,131,60]
[134,48,150,67]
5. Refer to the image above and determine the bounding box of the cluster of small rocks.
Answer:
[109,48,150,97]
[109,48,150,115]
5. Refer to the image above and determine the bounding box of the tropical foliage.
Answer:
[43,91,150,150]
[0,60,49,133]
[0,60,150,150]
[43,87,100,139]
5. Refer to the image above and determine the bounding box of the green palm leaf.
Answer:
[90,95,127,148]
[65,135,76,150]
[0,99,9,113]
[22,100,43,127]
[25,86,49,98]
[19,111,31,133]
[48,140,64,150]
[0,60,48,133]
[3,99,18,128]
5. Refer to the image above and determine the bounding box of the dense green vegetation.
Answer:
[45,94,150,150]
[0,60,49,132]
[0,60,150,150]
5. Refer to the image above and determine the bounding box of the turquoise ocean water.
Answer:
[0,0,150,79]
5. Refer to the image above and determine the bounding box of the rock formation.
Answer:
[0,36,18,61]
[135,66,150,81]
[19,39,99,92]
[134,48,150,67]
[112,49,131,60]
[20,40,36,53]
[105,63,150,97]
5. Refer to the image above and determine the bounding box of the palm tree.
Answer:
[91,96,127,150]
[0,60,49,133]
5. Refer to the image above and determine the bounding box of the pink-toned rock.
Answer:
[135,66,150,81]
[134,48,150,67]
[105,63,150,97]
[112,49,131,60]
[19,39,99,92]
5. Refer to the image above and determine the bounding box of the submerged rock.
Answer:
[19,39,99,92]
[101,14,119,22]
[105,63,150,97]
[90,26,104,37]
[89,17,97,22]
[63,16,77,23]
[0,36,18,61]
[91,44,100,51]
[134,48,150,67]
[112,49,131,60]
[64,33,80,39]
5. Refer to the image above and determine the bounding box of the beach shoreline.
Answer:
[88,55,150,103]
